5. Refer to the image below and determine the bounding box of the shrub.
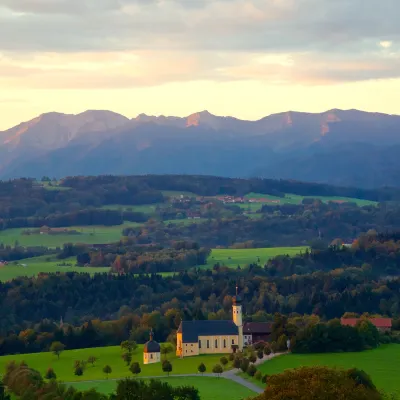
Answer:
[255,370,263,381]
[44,368,56,380]
[247,364,257,377]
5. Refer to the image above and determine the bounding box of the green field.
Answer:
[245,192,377,207]
[0,255,110,282]
[258,345,400,393]
[0,345,231,383]
[101,204,162,214]
[72,377,255,400]
[204,247,307,269]
[0,223,137,248]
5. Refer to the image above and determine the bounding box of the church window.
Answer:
[215,339,218,348]
[223,339,226,348]
[199,340,202,348]
[232,339,235,345]
[151,354,153,359]
[207,340,210,348]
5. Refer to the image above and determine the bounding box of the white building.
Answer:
[143,331,161,364]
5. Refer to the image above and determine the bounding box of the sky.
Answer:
[0,0,399,130]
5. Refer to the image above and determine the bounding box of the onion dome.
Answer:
[143,330,160,353]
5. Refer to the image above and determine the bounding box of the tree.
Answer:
[103,365,112,379]
[220,356,228,370]
[162,360,172,376]
[198,363,206,375]
[264,346,272,356]
[122,352,132,366]
[247,364,257,377]
[249,353,257,363]
[130,362,141,377]
[50,341,65,360]
[212,364,223,377]
[257,366,382,400]
[257,349,264,359]
[74,366,83,376]
[240,358,250,373]
[233,357,241,369]
[44,367,56,380]
[161,343,174,361]
[87,356,98,367]
[0,380,10,400]
[121,340,138,354]
[277,334,288,352]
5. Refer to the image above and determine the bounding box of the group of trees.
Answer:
[2,361,200,400]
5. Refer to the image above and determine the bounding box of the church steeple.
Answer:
[232,283,243,351]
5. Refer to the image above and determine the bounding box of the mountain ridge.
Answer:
[1,108,400,187]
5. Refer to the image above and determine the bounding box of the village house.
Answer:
[340,317,392,332]
[243,322,273,346]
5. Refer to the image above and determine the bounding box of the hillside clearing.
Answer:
[0,345,231,383]
[257,345,400,393]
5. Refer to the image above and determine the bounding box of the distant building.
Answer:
[176,288,244,357]
[340,317,392,332]
[143,330,161,364]
[243,322,272,345]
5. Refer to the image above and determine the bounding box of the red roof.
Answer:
[341,317,392,328]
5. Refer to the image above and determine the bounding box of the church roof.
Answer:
[178,320,238,343]
[144,340,160,353]
[243,322,272,334]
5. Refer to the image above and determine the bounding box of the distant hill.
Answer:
[1,108,400,187]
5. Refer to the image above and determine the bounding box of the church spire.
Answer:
[149,329,154,341]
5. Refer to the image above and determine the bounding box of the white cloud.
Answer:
[380,40,393,48]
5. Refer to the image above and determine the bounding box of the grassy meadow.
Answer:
[0,223,137,248]
[0,345,231,383]
[0,255,110,282]
[258,345,400,393]
[204,247,308,269]
[245,192,377,207]
[71,377,255,400]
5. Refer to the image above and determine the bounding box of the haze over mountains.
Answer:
[1,109,400,188]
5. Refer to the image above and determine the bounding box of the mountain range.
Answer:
[1,108,400,188]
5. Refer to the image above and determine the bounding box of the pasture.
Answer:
[0,255,110,282]
[204,247,308,269]
[258,345,400,393]
[0,345,231,383]
[245,192,377,207]
[0,223,136,248]
[71,377,255,400]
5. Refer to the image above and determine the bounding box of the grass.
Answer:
[203,247,308,269]
[71,377,255,400]
[0,223,137,248]
[257,345,400,393]
[162,191,197,198]
[0,345,232,383]
[101,204,162,214]
[245,192,377,207]
[0,255,110,282]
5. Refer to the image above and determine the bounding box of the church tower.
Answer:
[232,284,243,351]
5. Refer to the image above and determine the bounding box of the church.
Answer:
[176,290,244,357]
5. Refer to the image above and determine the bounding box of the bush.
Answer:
[255,370,263,381]
[198,363,206,375]
[220,356,229,369]
[233,357,241,369]
[264,346,272,356]
[74,366,83,376]
[44,368,56,380]
[247,364,257,377]
[261,374,269,384]
[228,353,235,361]
[212,364,223,377]
[257,349,264,359]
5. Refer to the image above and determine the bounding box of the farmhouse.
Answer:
[340,317,392,332]
[243,322,272,346]
[177,290,243,357]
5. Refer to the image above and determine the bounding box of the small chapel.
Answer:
[143,330,161,364]
[176,288,244,357]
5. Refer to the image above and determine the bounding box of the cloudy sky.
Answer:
[0,0,399,129]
